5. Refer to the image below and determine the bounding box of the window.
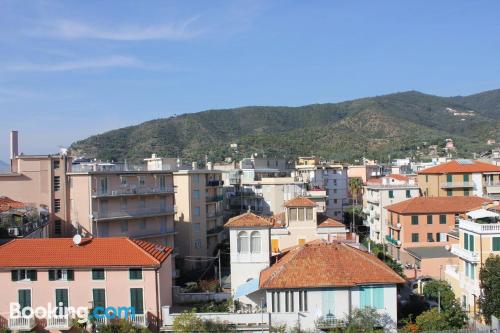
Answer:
[463,174,470,182]
[53,160,60,169]
[54,176,61,191]
[272,239,279,253]
[306,208,313,220]
[411,216,419,225]
[18,289,32,314]
[120,198,128,211]
[139,219,146,230]
[290,291,294,312]
[139,198,146,209]
[237,231,249,253]
[290,208,298,221]
[411,233,419,242]
[93,289,106,312]
[493,237,500,251]
[285,291,289,312]
[120,177,127,186]
[427,233,434,242]
[464,189,469,196]
[100,178,108,194]
[447,189,452,197]
[12,270,37,281]
[439,214,446,224]
[193,174,200,185]
[388,190,394,199]
[120,221,128,233]
[193,223,200,233]
[298,290,308,311]
[464,233,474,251]
[194,207,200,216]
[250,231,261,253]
[359,286,384,309]
[298,208,305,221]
[425,175,428,182]
[54,220,62,236]
[129,268,142,280]
[276,291,281,312]
[446,174,452,182]
[194,239,202,249]
[54,199,61,213]
[49,269,74,281]
[130,288,144,314]
[272,292,276,312]
[427,215,433,225]
[92,269,105,280]
[138,176,145,186]
[406,190,411,198]
[159,175,166,190]
[465,262,475,280]
[55,289,69,315]
[193,190,200,199]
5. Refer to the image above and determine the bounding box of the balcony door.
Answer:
[99,178,108,195]
[55,289,69,315]
[18,289,32,315]
[130,288,144,315]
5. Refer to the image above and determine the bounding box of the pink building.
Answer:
[0,237,173,332]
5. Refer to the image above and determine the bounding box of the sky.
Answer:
[1,0,500,161]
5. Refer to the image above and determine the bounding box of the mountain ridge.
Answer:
[70,89,500,162]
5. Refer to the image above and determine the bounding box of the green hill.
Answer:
[70,90,500,163]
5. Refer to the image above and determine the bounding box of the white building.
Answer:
[363,175,420,243]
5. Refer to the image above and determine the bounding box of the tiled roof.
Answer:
[0,196,25,213]
[284,197,316,207]
[317,214,345,228]
[388,174,410,181]
[259,240,404,289]
[0,237,172,268]
[418,160,500,174]
[385,196,491,214]
[270,212,286,228]
[224,212,272,228]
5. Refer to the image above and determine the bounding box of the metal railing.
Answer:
[207,226,224,235]
[206,195,224,202]
[47,315,71,329]
[440,182,475,188]
[93,207,176,220]
[206,180,224,187]
[385,235,401,246]
[8,315,36,330]
[93,186,175,197]
[129,314,147,327]
[459,219,500,234]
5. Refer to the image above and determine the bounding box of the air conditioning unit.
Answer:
[8,228,20,237]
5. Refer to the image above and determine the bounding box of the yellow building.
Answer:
[445,207,500,319]
[417,160,500,198]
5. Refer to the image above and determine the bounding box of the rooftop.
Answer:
[317,214,345,228]
[0,197,25,213]
[405,246,456,259]
[224,212,272,228]
[0,237,172,268]
[418,160,500,174]
[284,197,316,207]
[259,240,404,289]
[385,196,491,214]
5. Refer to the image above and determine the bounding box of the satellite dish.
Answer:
[73,234,82,246]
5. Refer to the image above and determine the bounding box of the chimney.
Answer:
[10,130,19,160]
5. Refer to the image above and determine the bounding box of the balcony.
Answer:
[444,264,459,281]
[206,195,224,203]
[93,207,176,221]
[92,186,176,198]
[206,212,223,220]
[207,225,224,236]
[440,182,475,189]
[8,315,36,330]
[385,235,401,247]
[206,180,224,187]
[388,222,401,230]
[459,219,500,234]
[450,244,479,263]
[128,314,148,328]
[47,315,71,330]
[129,228,176,239]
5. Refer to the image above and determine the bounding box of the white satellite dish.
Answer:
[73,234,82,246]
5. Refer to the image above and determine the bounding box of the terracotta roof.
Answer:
[0,197,25,213]
[259,240,404,289]
[385,196,491,214]
[418,160,500,174]
[284,197,316,207]
[270,212,286,228]
[388,174,409,181]
[224,212,272,228]
[317,214,345,228]
[0,237,172,268]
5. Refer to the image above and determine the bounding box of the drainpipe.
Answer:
[348,289,352,316]
[155,267,160,332]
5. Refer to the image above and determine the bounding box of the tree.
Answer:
[348,177,364,232]
[422,280,467,329]
[415,308,451,331]
[342,307,388,332]
[479,255,500,323]
[172,310,204,332]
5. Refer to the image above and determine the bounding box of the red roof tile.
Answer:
[260,240,404,289]
[317,214,345,228]
[224,212,272,228]
[385,196,491,214]
[0,197,25,213]
[284,197,316,207]
[418,160,500,174]
[388,174,409,181]
[0,237,172,268]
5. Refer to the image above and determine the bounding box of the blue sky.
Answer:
[1,0,500,160]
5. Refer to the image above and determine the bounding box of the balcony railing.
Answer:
[207,226,224,236]
[129,228,176,239]
[93,207,176,220]
[459,219,500,234]
[47,315,71,329]
[206,195,224,202]
[385,235,401,246]
[440,182,475,189]
[93,186,176,198]
[450,244,480,263]
[485,183,500,194]
[128,314,147,328]
[206,211,223,219]
[8,315,36,330]
[206,180,224,187]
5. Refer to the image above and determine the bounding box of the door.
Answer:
[55,289,69,315]
[92,289,106,313]
[18,289,32,314]
[100,178,108,195]
[130,288,144,314]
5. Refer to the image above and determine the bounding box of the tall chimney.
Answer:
[10,130,19,160]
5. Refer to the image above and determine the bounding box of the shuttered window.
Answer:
[93,289,106,311]
[92,269,105,280]
[130,288,144,314]
[360,286,384,309]
[55,289,69,315]
[493,237,500,251]
[129,268,142,280]
[18,289,31,312]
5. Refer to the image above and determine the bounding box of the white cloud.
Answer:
[2,55,141,72]
[34,17,202,41]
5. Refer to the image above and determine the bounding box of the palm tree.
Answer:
[348,177,364,232]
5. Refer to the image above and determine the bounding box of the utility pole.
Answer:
[438,290,441,313]
[218,249,222,289]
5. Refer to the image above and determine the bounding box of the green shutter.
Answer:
[49,270,55,281]
[18,289,31,309]
[129,268,142,280]
[67,270,74,281]
[447,174,452,182]
[464,233,469,250]
[412,216,418,225]
[493,237,500,251]
[463,174,469,182]
[29,270,37,281]
[440,215,446,224]
[11,270,18,281]
[55,289,69,315]
[373,287,384,309]
[469,235,474,252]
[427,215,433,224]
[93,289,106,310]
[130,288,144,314]
[92,269,104,280]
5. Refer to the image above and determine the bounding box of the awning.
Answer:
[467,209,499,220]
[234,278,260,299]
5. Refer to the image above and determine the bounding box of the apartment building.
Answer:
[417,159,500,199]
[292,157,348,219]
[174,169,225,270]
[68,162,176,251]
[347,163,383,183]
[445,207,500,318]
[385,196,491,277]
[363,175,420,243]
[0,197,50,239]
[0,131,72,237]
[0,237,173,331]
